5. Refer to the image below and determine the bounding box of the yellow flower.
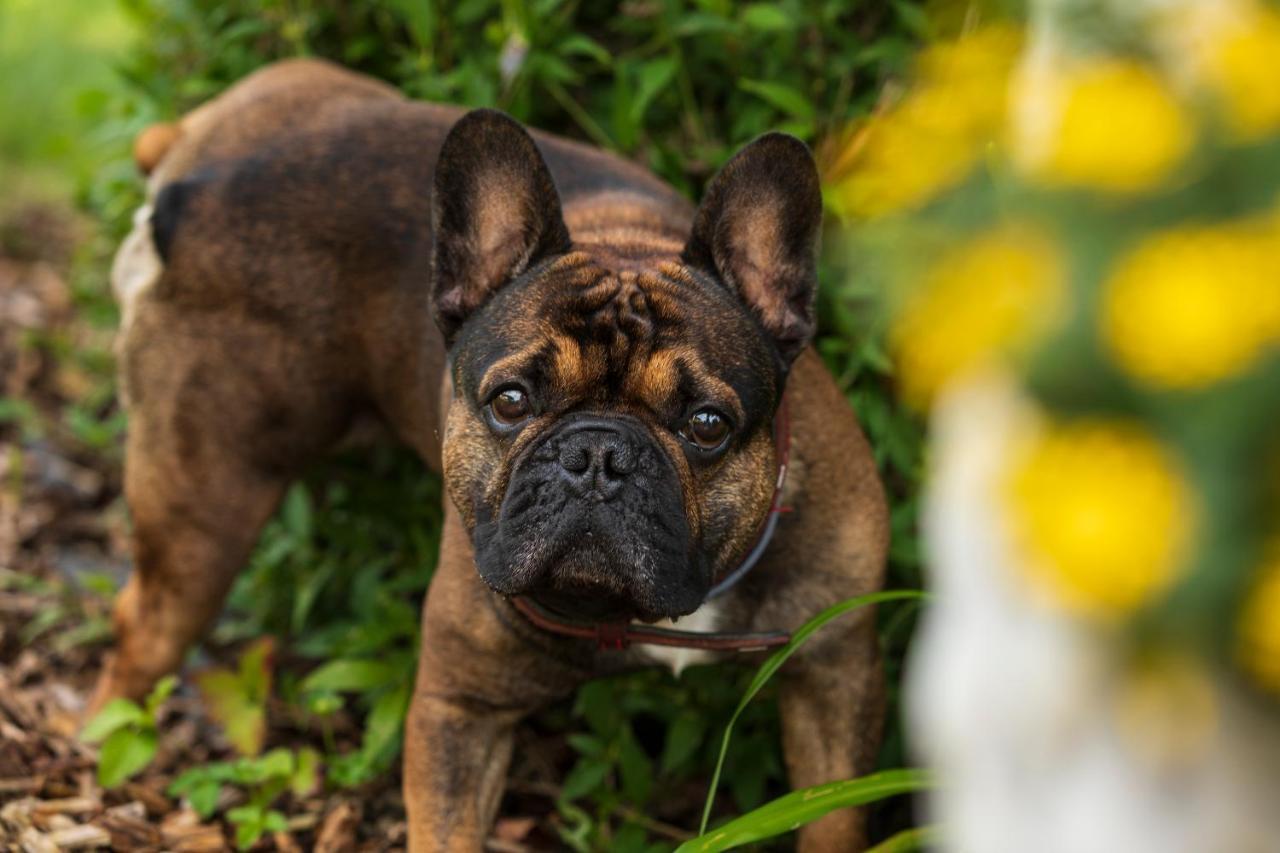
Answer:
[1019,59,1193,193]
[890,224,1064,407]
[1005,421,1195,618]
[1102,222,1280,389]
[1238,542,1280,692]
[1201,7,1280,141]
[825,24,1021,219]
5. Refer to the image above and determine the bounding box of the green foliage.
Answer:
[196,637,275,756]
[169,747,319,850]
[82,675,177,787]
[106,0,922,194]
[678,770,936,853]
[865,826,942,853]
[0,0,134,194]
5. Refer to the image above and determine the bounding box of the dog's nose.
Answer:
[557,426,637,500]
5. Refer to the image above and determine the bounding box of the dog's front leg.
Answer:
[403,688,520,850]
[778,612,885,853]
[404,512,582,851]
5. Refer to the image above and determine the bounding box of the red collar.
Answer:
[510,393,793,653]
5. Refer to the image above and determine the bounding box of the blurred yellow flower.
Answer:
[1005,421,1195,618]
[1201,7,1280,141]
[1102,222,1280,389]
[825,24,1021,219]
[1237,546,1280,693]
[890,224,1064,406]
[1019,59,1193,193]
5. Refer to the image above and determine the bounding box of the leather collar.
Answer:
[510,393,793,653]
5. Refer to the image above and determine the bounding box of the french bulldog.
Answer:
[97,59,889,851]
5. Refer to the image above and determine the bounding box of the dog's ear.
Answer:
[432,109,570,344]
[683,133,822,367]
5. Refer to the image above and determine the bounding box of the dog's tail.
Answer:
[132,122,182,176]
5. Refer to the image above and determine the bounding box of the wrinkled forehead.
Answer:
[452,252,779,424]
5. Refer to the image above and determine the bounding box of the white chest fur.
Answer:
[111,202,163,337]
[635,600,724,676]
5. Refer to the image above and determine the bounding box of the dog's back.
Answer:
[117,59,696,464]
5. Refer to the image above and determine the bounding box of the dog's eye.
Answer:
[490,387,531,425]
[680,409,731,451]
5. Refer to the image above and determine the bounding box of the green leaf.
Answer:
[560,757,611,802]
[699,590,929,833]
[630,57,679,128]
[196,670,267,757]
[81,699,146,743]
[362,682,411,763]
[187,779,222,819]
[559,33,611,67]
[257,747,295,780]
[738,79,814,122]
[97,728,158,788]
[237,637,275,703]
[660,712,704,773]
[291,747,321,798]
[676,770,936,852]
[865,826,943,853]
[566,733,605,757]
[617,727,652,805]
[145,675,178,718]
[301,658,397,694]
[740,4,793,32]
[228,805,268,850]
[281,484,312,542]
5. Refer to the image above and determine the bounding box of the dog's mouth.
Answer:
[525,585,661,624]
[507,537,702,624]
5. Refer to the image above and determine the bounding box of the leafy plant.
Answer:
[81,675,176,787]
[169,747,320,849]
[196,637,275,756]
[678,770,935,853]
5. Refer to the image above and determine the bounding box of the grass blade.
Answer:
[678,769,935,852]
[698,589,929,834]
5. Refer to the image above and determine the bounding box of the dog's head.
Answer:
[432,109,821,623]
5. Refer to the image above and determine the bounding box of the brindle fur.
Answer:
[95,59,889,851]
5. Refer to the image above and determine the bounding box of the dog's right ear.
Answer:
[431,109,571,345]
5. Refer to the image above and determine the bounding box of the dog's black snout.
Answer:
[557,424,638,500]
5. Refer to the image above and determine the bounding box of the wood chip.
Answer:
[18,826,58,853]
[123,781,171,818]
[32,797,100,817]
[271,831,303,853]
[0,776,41,793]
[100,801,163,850]
[160,810,228,853]
[46,823,111,849]
[493,816,537,842]
[313,800,361,853]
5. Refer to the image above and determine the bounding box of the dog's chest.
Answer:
[634,601,724,676]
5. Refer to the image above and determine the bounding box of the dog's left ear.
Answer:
[683,133,822,367]
[432,109,571,345]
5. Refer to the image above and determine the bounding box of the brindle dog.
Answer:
[97,59,889,851]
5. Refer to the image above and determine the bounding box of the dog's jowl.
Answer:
[97,59,889,852]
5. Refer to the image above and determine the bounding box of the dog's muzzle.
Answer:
[472,412,707,621]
